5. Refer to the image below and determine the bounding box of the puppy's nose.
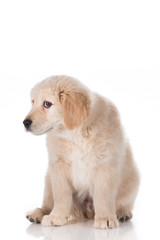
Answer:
[23,119,32,129]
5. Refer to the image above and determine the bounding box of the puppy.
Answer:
[23,75,139,229]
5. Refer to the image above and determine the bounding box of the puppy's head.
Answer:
[23,76,90,135]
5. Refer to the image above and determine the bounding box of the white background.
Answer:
[0,0,160,239]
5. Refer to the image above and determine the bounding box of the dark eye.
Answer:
[43,101,52,108]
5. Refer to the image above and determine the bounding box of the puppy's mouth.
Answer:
[23,121,53,135]
[29,127,54,136]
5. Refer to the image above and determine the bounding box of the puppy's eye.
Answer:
[43,101,52,108]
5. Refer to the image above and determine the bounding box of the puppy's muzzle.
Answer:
[23,119,32,129]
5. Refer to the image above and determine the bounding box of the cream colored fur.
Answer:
[24,75,139,229]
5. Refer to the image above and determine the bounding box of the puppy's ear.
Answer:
[59,91,90,129]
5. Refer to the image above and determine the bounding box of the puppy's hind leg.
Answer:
[26,170,53,224]
[116,145,140,223]
[116,206,132,222]
[116,187,138,223]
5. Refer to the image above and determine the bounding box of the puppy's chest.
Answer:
[48,131,96,191]
[69,140,94,190]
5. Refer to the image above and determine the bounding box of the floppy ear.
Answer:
[59,91,90,129]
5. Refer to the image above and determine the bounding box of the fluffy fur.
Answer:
[24,75,139,229]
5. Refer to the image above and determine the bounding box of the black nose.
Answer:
[23,119,32,129]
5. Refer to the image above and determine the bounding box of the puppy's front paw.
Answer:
[26,208,45,224]
[41,215,68,227]
[94,216,119,229]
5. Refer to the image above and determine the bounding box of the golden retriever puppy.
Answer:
[23,75,139,229]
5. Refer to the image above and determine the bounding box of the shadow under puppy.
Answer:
[23,75,139,229]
